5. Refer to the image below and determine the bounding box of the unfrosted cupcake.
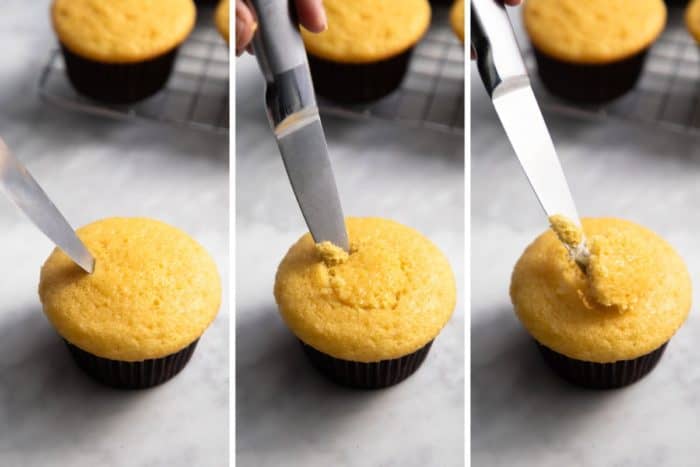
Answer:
[524,0,666,103]
[274,217,456,389]
[686,0,700,43]
[510,217,691,389]
[450,0,464,43]
[51,0,196,103]
[39,217,221,389]
[215,0,229,44]
[301,0,431,102]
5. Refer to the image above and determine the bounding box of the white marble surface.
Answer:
[472,8,700,466]
[0,2,229,466]
[235,56,465,466]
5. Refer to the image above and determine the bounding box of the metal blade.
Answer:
[275,110,349,251]
[492,78,581,226]
[0,139,95,273]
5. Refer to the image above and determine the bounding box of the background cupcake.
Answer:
[686,0,700,43]
[215,0,229,44]
[274,217,456,389]
[510,217,691,389]
[51,0,196,103]
[300,0,431,102]
[450,0,465,43]
[39,217,222,389]
[523,0,667,103]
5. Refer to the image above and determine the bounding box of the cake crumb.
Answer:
[549,214,583,249]
[316,241,349,266]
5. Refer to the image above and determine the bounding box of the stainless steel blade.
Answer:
[492,78,581,226]
[0,139,95,273]
[275,110,349,251]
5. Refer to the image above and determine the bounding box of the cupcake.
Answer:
[51,0,196,104]
[686,0,700,43]
[300,0,431,103]
[523,0,667,103]
[510,216,691,389]
[39,217,221,389]
[274,217,456,389]
[450,0,465,43]
[215,0,229,44]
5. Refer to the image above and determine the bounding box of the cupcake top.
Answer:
[301,0,431,64]
[274,217,456,362]
[523,0,667,64]
[450,0,464,43]
[511,217,691,363]
[686,0,700,43]
[52,0,196,63]
[39,217,221,362]
[215,0,229,44]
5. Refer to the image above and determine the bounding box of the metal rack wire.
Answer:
[524,6,700,136]
[38,9,229,135]
[318,7,465,135]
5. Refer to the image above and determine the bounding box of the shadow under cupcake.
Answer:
[510,217,692,389]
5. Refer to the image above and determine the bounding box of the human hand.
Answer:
[236,0,327,56]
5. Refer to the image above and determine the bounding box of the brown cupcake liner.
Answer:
[59,43,178,104]
[307,49,414,103]
[532,46,648,104]
[536,341,668,389]
[65,339,199,389]
[299,339,433,389]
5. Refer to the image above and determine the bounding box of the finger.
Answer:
[236,0,257,56]
[295,0,327,33]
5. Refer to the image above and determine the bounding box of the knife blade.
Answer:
[0,138,95,273]
[247,0,349,251]
[471,0,582,227]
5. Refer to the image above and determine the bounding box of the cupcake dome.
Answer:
[51,0,196,63]
[274,217,456,363]
[450,0,465,43]
[524,0,667,64]
[300,0,431,64]
[510,217,691,363]
[686,0,700,43]
[215,0,229,44]
[39,217,221,362]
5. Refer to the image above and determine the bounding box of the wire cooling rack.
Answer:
[318,7,465,135]
[38,8,229,135]
[524,6,700,136]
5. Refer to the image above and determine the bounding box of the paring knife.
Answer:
[471,0,583,229]
[0,138,95,273]
[246,0,350,251]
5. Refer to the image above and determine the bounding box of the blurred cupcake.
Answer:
[524,0,666,103]
[51,0,196,104]
[511,216,691,389]
[301,0,431,103]
[215,0,229,44]
[450,0,465,43]
[686,0,700,43]
[274,217,456,389]
[39,217,221,389]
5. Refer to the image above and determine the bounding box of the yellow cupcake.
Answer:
[274,217,456,362]
[523,0,666,64]
[301,0,431,64]
[510,217,691,363]
[39,217,221,362]
[215,0,229,44]
[52,0,196,63]
[450,0,464,43]
[686,0,700,43]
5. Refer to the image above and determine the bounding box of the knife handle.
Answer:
[471,0,528,96]
[246,0,317,129]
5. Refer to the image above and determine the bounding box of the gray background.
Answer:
[235,55,465,466]
[472,6,700,467]
[0,2,229,465]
